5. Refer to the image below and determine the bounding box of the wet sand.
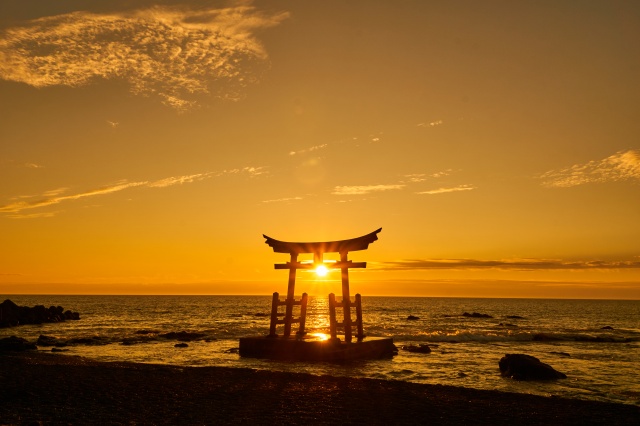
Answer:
[1,351,638,425]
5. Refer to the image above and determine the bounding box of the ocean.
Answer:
[1,295,638,406]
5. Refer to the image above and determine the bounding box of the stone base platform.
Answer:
[239,334,396,361]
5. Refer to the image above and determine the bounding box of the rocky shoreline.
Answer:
[0,299,80,328]
[1,351,638,425]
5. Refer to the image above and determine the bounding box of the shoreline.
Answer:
[1,351,638,425]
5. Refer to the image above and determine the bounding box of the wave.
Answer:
[35,329,219,348]
[391,331,640,344]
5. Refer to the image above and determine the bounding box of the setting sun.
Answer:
[315,265,329,277]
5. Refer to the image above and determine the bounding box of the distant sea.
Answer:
[2,295,639,406]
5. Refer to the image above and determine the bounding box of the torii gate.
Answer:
[263,228,381,342]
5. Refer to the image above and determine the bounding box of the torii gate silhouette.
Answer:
[263,228,381,342]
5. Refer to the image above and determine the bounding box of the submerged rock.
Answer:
[37,335,67,347]
[401,344,431,354]
[499,354,567,380]
[462,312,493,318]
[601,326,614,330]
[175,343,189,348]
[407,315,420,321]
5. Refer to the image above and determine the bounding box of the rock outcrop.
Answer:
[499,354,567,380]
[401,344,431,354]
[0,299,80,328]
[462,312,493,318]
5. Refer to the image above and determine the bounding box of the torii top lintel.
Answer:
[263,228,381,255]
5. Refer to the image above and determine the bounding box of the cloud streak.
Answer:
[416,184,475,195]
[540,149,640,187]
[332,184,405,195]
[262,196,303,203]
[0,167,266,216]
[375,258,640,271]
[0,3,289,110]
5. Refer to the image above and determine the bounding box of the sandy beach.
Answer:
[1,351,638,425]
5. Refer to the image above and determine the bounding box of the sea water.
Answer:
[1,295,638,406]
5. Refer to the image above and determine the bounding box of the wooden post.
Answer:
[297,293,308,335]
[355,293,364,340]
[340,251,352,343]
[328,293,337,340]
[269,292,280,337]
[284,253,298,337]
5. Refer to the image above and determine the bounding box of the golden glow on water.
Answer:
[309,332,330,341]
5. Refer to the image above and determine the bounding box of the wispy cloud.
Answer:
[0,181,148,214]
[6,211,61,220]
[23,162,43,169]
[148,173,211,188]
[403,169,454,183]
[289,144,328,156]
[0,3,289,110]
[416,184,475,195]
[262,196,303,203]
[332,184,405,195]
[417,120,443,127]
[375,258,640,271]
[0,167,266,216]
[540,149,640,187]
[42,187,69,197]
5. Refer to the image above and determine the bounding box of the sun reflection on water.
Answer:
[308,332,330,341]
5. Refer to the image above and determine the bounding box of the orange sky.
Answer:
[1,1,639,299]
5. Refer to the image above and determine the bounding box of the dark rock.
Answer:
[401,344,431,354]
[601,326,614,330]
[253,313,269,317]
[67,337,107,346]
[462,312,493,318]
[51,347,69,352]
[532,333,560,341]
[0,300,20,327]
[506,315,525,319]
[0,336,37,351]
[499,354,567,380]
[37,335,62,347]
[550,351,571,357]
[0,299,80,327]
[175,343,189,348]
[135,329,160,335]
[407,315,420,321]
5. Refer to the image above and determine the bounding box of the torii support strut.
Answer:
[263,228,381,342]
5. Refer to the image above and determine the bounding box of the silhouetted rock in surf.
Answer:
[407,315,420,320]
[499,354,567,381]
[0,299,80,328]
[401,344,431,354]
[37,335,67,347]
[462,312,493,318]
